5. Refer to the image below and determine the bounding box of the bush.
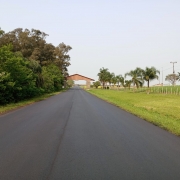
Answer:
[0,45,39,104]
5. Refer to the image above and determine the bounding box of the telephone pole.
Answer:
[170,62,177,86]
[170,62,177,74]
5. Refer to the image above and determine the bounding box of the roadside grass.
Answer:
[88,89,180,136]
[103,85,180,95]
[0,90,65,115]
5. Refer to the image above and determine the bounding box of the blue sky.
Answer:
[1,0,180,85]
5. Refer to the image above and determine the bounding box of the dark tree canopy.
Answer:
[0,28,72,105]
[0,28,72,76]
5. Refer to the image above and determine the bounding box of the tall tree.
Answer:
[125,67,143,88]
[0,28,4,37]
[165,74,179,86]
[54,42,72,77]
[97,67,109,88]
[27,60,43,88]
[107,72,114,88]
[116,75,121,88]
[112,75,117,87]
[142,67,160,87]
[0,45,37,103]
[125,80,132,89]
[118,75,126,87]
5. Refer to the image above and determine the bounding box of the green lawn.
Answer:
[88,89,180,136]
[0,91,63,115]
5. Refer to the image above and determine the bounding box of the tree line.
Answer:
[0,28,72,105]
[95,66,180,89]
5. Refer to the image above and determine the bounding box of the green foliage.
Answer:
[67,80,74,87]
[165,74,179,86]
[0,28,4,37]
[27,60,43,88]
[0,72,14,104]
[0,45,40,104]
[93,81,101,88]
[0,44,65,104]
[0,27,72,105]
[125,67,144,88]
[124,80,132,89]
[0,28,72,77]
[97,67,109,88]
[111,75,117,86]
[54,42,72,76]
[0,91,62,115]
[97,66,160,89]
[42,64,64,92]
[142,67,160,87]
[115,75,122,87]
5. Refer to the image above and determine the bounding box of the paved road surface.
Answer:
[0,87,180,180]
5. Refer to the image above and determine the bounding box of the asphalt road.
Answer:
[0,87,180,180]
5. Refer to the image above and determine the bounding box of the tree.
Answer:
[97,67,109,89]
[0,71,14,104]
[177,72,180,81]
[27,60,43,88]
[0,28,4,37]
[106,72,114,88]
[67,80,74,87]
[0,28,48,57]
[93,81,101,88]
[0,28,70,68]
[165,74,179,86]
[54,42,72,76]
[111,75,117,87]
[116,75,122,88]
[0,45,38,103]
[125,67,143,88]
[0,28,72,104]
[118,75,126,87]
[142,67,160,87]
[42,64,64,92]
[124,80,132,89]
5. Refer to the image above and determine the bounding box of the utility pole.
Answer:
[170,62,177,86]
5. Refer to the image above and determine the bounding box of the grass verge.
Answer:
[88,89,180,136]
[0,90,65,115]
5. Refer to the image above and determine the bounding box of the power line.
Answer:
[163,67,172,71]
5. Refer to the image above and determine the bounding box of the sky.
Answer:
[1,0,180,85]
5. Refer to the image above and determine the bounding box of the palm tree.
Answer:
[142,67,160,87]
[116,75,122,89]
[97,67,109,89]
[118,75,126,87]
[112,75,117,88]
[125,67,143,88]
[125,80,132,89]
[105,72,113,88]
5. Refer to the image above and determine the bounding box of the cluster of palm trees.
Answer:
[97,67,160,89]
